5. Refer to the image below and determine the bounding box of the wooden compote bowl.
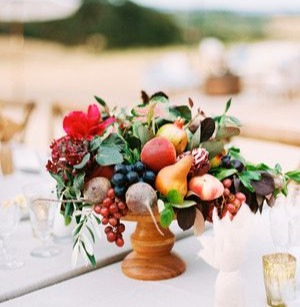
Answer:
[121,211,186,280]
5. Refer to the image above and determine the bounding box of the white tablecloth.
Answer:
[0,215,276,307]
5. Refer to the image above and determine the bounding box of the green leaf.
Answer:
[211,168,237,181]
[201,140,224,159]
[275,163,282,174]
[239,171,261,193]
[150,95,169,104]
[64,215,72,226]
[96,147,123,166]
[90,136,102,151]
[227,147,246,164]
[167,189,184,204]
[246,163,272,172]
[200,118,215,142]
[160,205,174,228]
[74,153,90,170]
[188,125,201,150]
[224,98,232,113]
[73,222,84,237]
[86,225,95,243]
[101,133,126,151]
[216,126,240,139]
[82,243,97,267]
[171,105,192,122]
[172,200,196,209]
[50,172,65,187]
[94,96,107,108]
[132,121,154,147]
[285,170,300,183]
[74,172,85,192]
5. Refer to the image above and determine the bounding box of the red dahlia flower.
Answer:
[63,104,115,140]
[46,135,89,174]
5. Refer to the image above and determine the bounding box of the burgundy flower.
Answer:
[63,104,115,140]
[46,135,89,174]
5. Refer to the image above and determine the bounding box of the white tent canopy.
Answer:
[0,0,81,22]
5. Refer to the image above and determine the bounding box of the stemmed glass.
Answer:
[269,184,300,253]
[23,181,61,258]
[0,200,24,269]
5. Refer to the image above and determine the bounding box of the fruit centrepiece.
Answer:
[141,137,176,172]
[155,155,194,197]
[156,119,188,155]
[94,187,128,247]
[111,161,156,199]
[189,174,224,201]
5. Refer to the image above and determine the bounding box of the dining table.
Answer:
[0,143,299,307]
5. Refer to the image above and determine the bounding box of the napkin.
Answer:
[199,205,255,307]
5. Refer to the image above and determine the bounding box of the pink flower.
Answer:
[63,104,115,140]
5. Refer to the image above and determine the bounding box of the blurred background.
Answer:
[0,0,299,172]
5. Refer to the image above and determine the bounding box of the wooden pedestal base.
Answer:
[121,212,186,281]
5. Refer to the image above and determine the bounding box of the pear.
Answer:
[155,155,193,197]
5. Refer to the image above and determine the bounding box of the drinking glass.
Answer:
[0,200,24,269]
[23,181,61,258]
[262,253,297,307]
[269,185,300,253]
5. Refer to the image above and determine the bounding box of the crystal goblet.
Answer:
[23,182,61,258]
[0,200,24,269]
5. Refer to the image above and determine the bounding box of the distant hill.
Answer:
[0,3,270,48]
[173,10,268,43]
[0,0,182,48]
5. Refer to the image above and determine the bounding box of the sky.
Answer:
[131,0,300,13]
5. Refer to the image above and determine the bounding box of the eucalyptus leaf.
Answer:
[50,172,65,187]
[94,95,108,108]
[200,118,215,142]
[90,136,102,151]
[224,98,232,113]
[201,140,224,159]
[172,105,192,122]
[188,125,201,150]
[149,94,169,104]
[101,133,126,151]
[96,147,123,166]
[74,172,85,193]
[216,126,240,139]
[132,121,154,147]
[74,153,90,170]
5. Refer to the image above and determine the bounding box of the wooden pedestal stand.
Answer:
[121,212,186,281]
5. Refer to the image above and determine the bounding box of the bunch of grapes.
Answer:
[111,161,156,199]
[221,178,246,219]
[94,188,128,247]
[220,155,244,172]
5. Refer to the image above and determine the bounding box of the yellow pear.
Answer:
[155,155,193,197]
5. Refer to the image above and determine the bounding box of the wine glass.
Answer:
[269,185,300,253]
[23,181,61,258]
[0,199,24,269]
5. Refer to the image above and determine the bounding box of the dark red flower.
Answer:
[63,104,115,140]
[46,135,89,174]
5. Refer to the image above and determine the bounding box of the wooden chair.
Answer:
[0,100,36,143]
[0,100,36,175]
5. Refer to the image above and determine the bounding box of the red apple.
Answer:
[141,137,176,172]
[189,174,224,201]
